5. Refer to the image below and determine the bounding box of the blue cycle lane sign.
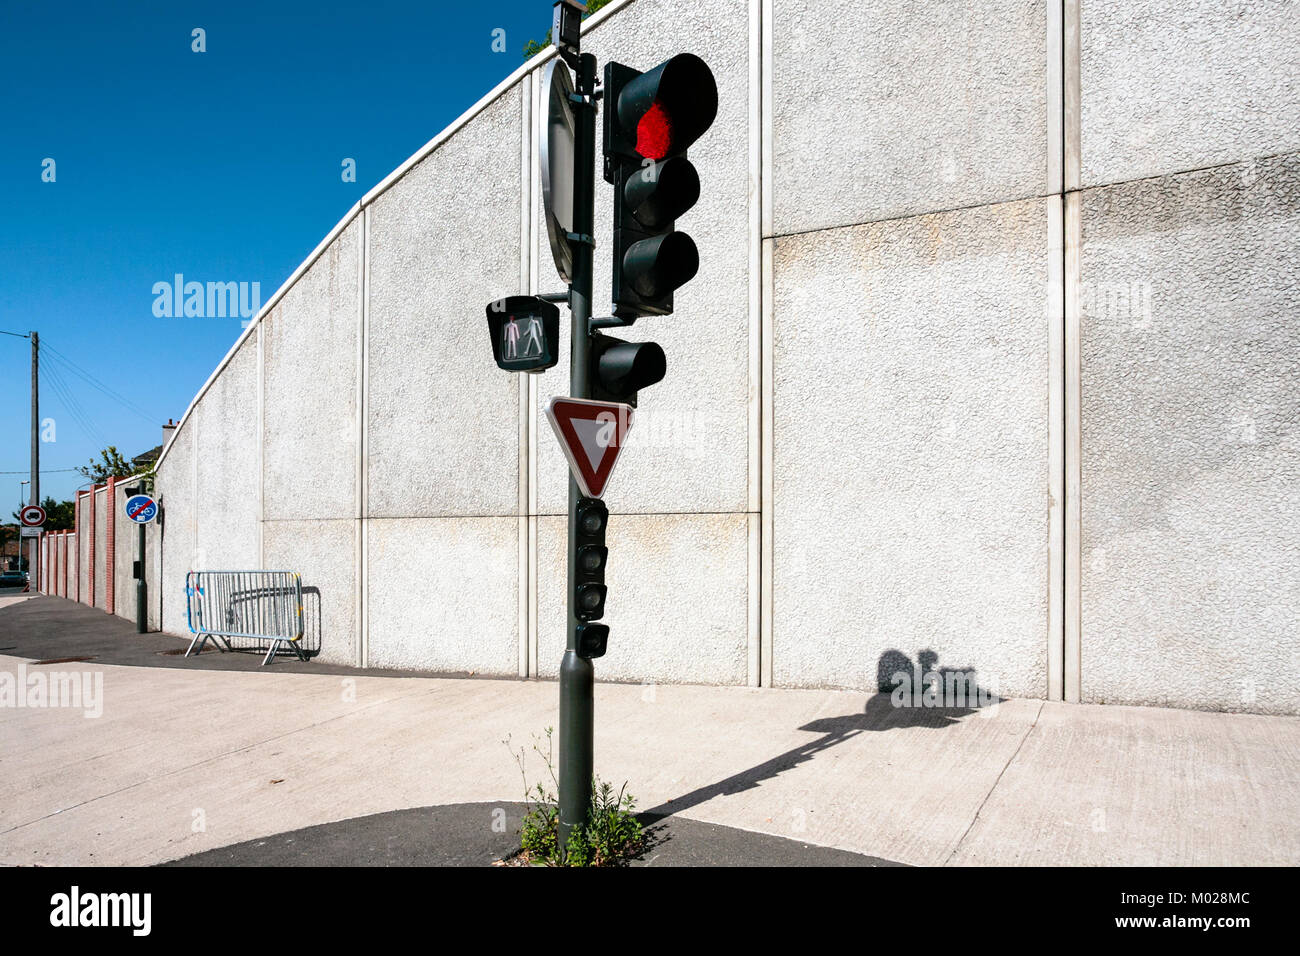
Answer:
[124,494,158,524]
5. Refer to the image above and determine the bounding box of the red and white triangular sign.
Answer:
[545,397,634,498]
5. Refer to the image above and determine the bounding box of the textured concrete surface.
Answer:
[262,518,357,667]
[155,424,194,635]
[772,198,1051,697]
[77,497,87,604]
[771,0,1047,235]
[366,89,522,520]
[112,483,129,621]
[92,487,106,612]
[1080,154,1300,713]
[1,599,1296,866]
[365,517,519,674]
[263,223,361,522]
[535,513,750,684]
[1079,0,1300,188]
[949,701,1300,865]
[534,0,752,517]
[194,338,260,569]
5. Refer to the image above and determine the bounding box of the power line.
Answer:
[0,468,79,475]
[42,341,158,425]
[40,353,110,450]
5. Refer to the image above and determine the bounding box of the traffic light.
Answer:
[603,53,718,319]
[574,497,608,623]
[589,332,665,407]
[577,623,608,660]
[485,296,561,373]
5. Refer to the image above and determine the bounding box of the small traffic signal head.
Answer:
[574,497,608,621]
[589,334,666,407]
[577,623,609,660]
[485,296,561,373]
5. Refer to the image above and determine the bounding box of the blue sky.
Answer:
[1,0,552,506]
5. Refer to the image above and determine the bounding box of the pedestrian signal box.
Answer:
[486,296,561,373]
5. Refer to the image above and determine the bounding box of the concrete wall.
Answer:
[137,0,1299,712]
[1073,3,1300,713]
[77,494,88,605]
[771,199,1052,696]
[365,87,523,673]
[113,482,131,621]
[92,487,106,611]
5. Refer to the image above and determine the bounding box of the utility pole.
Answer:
[30,331,39,587]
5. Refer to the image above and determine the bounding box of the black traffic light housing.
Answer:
[485,296,561,373]
[603,54,718,319]
[577,623,608,660]
[589,333,666,407]
[574,497,608,621]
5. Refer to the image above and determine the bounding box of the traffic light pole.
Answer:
[558,50,598,853]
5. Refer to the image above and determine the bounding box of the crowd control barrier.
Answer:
[185,570,306,666]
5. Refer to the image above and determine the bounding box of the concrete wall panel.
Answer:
[772,197,1052,696]
[93,487,107,611]
[78,498,88,604]
[770,0,1048,235]
[1080,0,1300,188]
[113,482,132,622]
[535,512,751,684]
[367,91,523,519]
[194,338,260,568]
[263,222,360,521]
[262,518,357,666]
[141,516,161,631]
[366,517,518,673]
[534,0,753,516]
[1079,154,1300,713]
[157,425,194,636]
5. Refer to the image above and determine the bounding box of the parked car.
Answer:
[0,569,26,588]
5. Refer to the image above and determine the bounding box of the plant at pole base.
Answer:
[502,727,644,866]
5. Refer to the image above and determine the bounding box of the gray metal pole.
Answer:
[30,331,38,586]
[558,50,598,853]
[136,521,147,633]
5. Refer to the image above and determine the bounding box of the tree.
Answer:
[77,446,135,485]
[523,0,615,58]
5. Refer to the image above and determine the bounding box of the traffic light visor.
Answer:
[622,232,699,300]
[617,53,718,160]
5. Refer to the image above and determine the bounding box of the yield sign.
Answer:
[545,397,635,498]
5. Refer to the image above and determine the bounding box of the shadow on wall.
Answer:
[641,649,1001,823]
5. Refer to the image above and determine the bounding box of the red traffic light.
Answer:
[611,53,718,161]
[636,102,673,160]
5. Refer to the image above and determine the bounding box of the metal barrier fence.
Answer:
[185,570,306,665]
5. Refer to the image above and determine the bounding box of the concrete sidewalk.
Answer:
[1,595,1297,866]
